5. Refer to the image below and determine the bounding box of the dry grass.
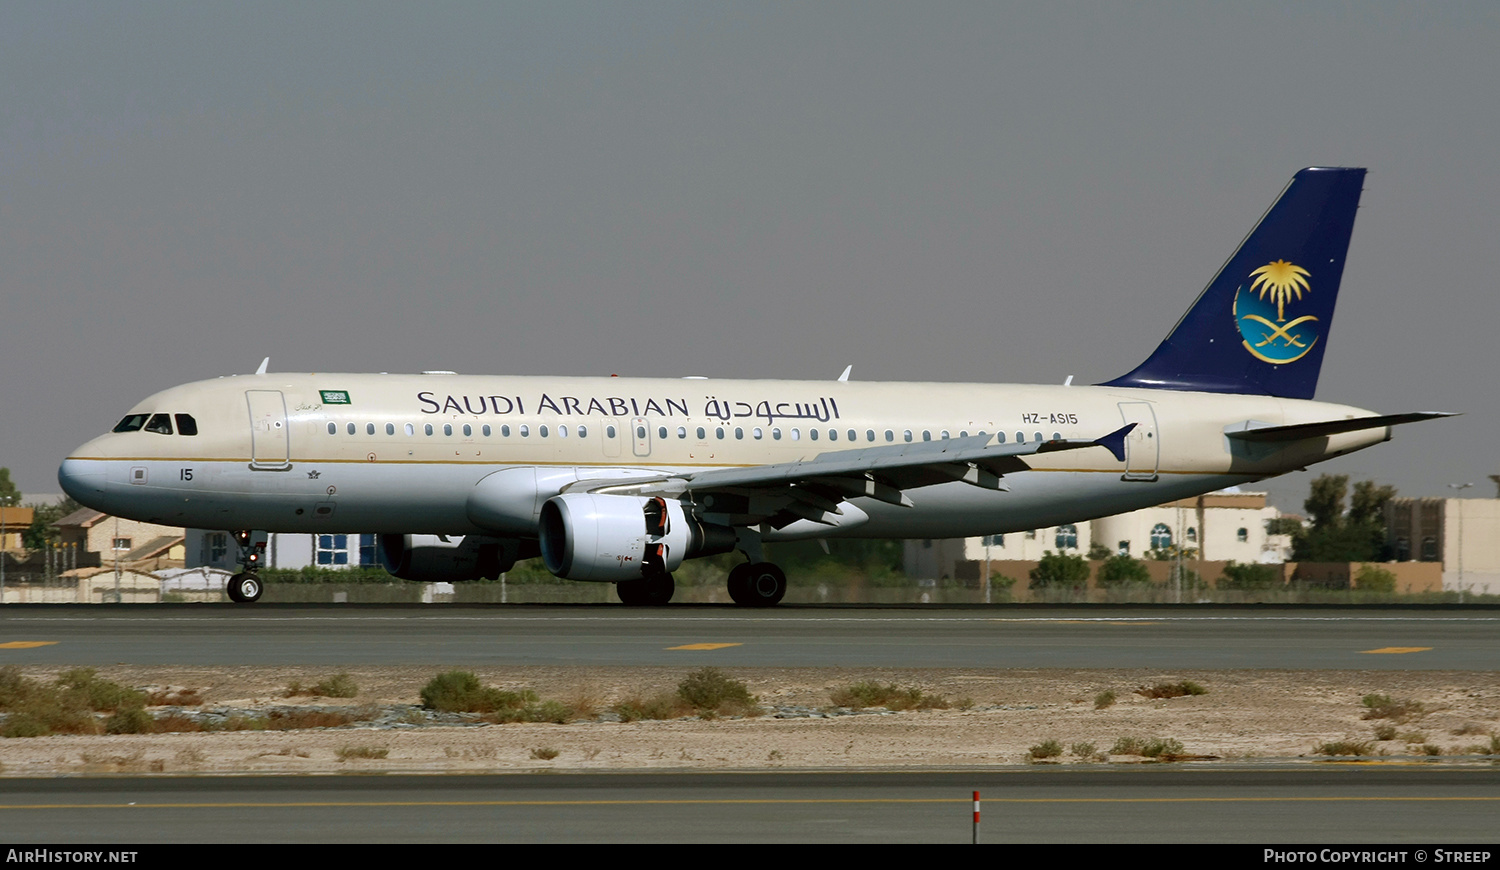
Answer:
[1360,694,1425,723]
[335,745,389,761]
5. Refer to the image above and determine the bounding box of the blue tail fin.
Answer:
[1101,167,1366,400]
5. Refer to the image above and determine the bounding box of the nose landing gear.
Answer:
[226,530,266,604]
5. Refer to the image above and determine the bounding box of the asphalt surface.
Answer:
[2,605,1498,670]
[1,768,1497,843]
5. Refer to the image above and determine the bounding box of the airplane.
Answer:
[58,167,1453,606]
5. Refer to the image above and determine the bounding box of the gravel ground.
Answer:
[2,666,1498,775]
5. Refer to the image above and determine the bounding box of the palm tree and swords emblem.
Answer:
[1234,259,1319,363]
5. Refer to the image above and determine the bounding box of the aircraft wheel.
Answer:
[726,563,753,605]
[617,571,674,606]
[739,563,787,607]
[227,572,263,604]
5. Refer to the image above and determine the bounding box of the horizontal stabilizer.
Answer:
[1224,412,1458,443]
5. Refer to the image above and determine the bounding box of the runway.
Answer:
[1,768,1497,843]
[2,605,1498,670]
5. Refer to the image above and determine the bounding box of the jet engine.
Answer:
[538,494,734,582]
[376,534,528,583]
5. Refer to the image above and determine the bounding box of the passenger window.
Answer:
[558,425,568,438]
[1015,431,1025,443]
[145,414,173,435]
[482,424,492,437]
[735,427,744,440]
[696,427,706,440]
[367,423,376,435]
[113,414,149,433]
[827,429,836,441]
[539,425,549,437]
[424,424,434,436]
[997,432,1006,443]
[772,428,781,440]
[386,423,395,436]
[520,425,530,437]
[658,426,667,439]
[578,425,587,438]
[1052,432,1061,441]
[1034,431,1044,443]
[404,423,415,436]
[502,425,511,437]
[753,427,763,439]
[463,424,473,437]
[922,430,931,442]
[791,429,800,441]
[327,422,337,435]
[606,425,616,438]
[809,429,818,441]
[885,430,894,442]
[715,427,725,440]
[443,424,453,436]
[864,430,873,442]
[348,422,357,435]
[940,430,950,440]
[677,427,686,439]
[903,430,913,443]
[175,414,199,436]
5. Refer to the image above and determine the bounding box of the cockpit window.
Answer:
[144,413,174,435]
[174,414,199,436]
[113,414,149,433]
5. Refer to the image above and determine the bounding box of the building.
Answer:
[53,508,185,571]
[1386,497,1500,594]
[186,530,381,571]
[906,490,1290,580]
[0,506,34,552]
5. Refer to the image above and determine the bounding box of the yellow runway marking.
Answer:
[667,642,743,651]
[0,641,58,649]
[1361,647,1433,654]
[1,796,1497,811]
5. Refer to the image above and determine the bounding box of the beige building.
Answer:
[906,490,1290,580]
[1386,497,1500,595]
[0,506,34,552]
[54,508,185,572]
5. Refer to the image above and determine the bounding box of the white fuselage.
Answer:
[59,372,1387,541]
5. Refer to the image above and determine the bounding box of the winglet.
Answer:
[1094,423,1135,463]
[255,357,270,375]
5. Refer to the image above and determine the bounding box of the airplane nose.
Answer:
[57,458,106,504]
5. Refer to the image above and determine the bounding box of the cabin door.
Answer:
[1117,401,1159,482]
[247,390,291,471]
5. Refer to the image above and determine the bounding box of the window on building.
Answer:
[359,534,377,566]
[1186,527,1198,543]
[1421,536,1438,561]
[1118,540,1130,555]
[1025,530,1037,540]
[1056,524,1079,550]
[982,534,1005,548]
[317,534,350,566]
[112,538,132,551]
[1237,527,1249,543]
[1150,523,1173,550]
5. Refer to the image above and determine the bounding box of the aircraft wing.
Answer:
[566,424,1134,528]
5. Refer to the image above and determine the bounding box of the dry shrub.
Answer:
[267,709,357,730]
[677,668,759,717]
[1136,681,1207,699]
[830,681,948,711]
[336,745,388,761]
[1360,694,1424,723]
[613,693,687,722]
[1316,740,1376,756]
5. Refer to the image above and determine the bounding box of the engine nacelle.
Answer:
[377,534,526,583]
[539,494,732,582]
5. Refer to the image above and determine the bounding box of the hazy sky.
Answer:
[2,2,1496,513]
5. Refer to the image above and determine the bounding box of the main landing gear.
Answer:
[616,569,675,606]
[226,530,265,604]
[726,562,787,607]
